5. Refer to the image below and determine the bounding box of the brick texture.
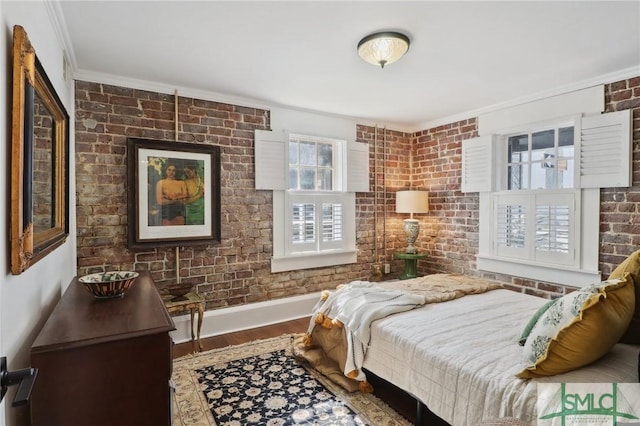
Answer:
[600,76,640,275]
[412,119,480,278]
[356,126,413,274]
[75,76,639,310]
[75,82,375,309]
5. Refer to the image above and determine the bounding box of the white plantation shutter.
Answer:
[288,193,316,253]
[290,200,316,254]
[495,194,529,260]
[347,142,370,192]
[291,202,315,244]
[494,192,575,266]
[461,136,495,192]
[321,202,344,251]
[578,110,632,188]
[322,203,343,242]
[533,192,575,266]
[535,205,570,252]
[497,204,526,248]
[254,129,286,190]
[287,193,346,254]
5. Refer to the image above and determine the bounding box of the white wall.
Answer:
[0,2,76,425]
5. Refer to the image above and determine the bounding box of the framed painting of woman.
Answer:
[127,138,221,249]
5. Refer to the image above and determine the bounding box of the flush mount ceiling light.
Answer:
[357,31,410,69]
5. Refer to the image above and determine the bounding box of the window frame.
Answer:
[474,116,602,286]
[254,130,363,273]
[490,120,580,268]
[285,133,349,258]
[466,88,631,286]
[288,133,341,192]
[505,124,576,191]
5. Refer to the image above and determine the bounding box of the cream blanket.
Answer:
[306,281,426,381]
[295,274,503,391]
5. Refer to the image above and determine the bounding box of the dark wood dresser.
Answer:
[30,271,175,426]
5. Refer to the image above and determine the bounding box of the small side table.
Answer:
[162,292,204,351]
[394,251,428,280]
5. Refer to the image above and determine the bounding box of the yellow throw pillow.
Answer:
[517,273,634,379]
[609,250,640,343]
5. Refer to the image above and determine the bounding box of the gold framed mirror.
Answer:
[11,25,69,275]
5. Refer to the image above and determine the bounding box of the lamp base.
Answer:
[403,219,419,254]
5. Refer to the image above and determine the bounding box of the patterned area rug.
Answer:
[172,334,410,425]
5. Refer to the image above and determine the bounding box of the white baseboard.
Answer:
[170,291,320,344]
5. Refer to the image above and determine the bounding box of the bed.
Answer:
[295,266,640,426]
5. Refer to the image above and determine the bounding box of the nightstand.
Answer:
[162,292,204,351]
[394,251,428,280]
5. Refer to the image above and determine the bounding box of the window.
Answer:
[462,109,631,286]
[254,129,369,272]
[286,134,346,255]
[493,123,577,267]
[289,136,335,191]
[507,126,575,190]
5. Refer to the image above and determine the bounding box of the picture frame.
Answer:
[11,26,70,275]
[127,138,221,249]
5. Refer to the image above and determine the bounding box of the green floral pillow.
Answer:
[518,299,557,346]
[517,274,634,379]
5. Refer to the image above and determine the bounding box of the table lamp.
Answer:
[396,190,429,254]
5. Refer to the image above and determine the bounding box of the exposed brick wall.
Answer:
[356,126,413,276]
[412,119,480,277]
[412,76,640,299]
[600,76,640,275]
[74,76,639,308]
[75,82,377,310]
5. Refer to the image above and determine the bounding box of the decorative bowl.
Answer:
[79,271,139,299]
[166,282,194,299]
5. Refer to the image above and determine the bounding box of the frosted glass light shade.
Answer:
[357,32,410,68]
[396,190,429,215]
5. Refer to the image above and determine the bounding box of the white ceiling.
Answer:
[56,1,640,132]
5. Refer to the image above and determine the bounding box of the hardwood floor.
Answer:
[172,317,310,358]
[172,317,448,425]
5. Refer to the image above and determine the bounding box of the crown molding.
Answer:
[74,69,275,111]
[46,0,77,72]
[411,65,640,133]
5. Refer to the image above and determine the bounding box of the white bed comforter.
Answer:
[362,288,639,426]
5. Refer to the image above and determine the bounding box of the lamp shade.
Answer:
[396,190,429,214]
[357,31,410,68]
